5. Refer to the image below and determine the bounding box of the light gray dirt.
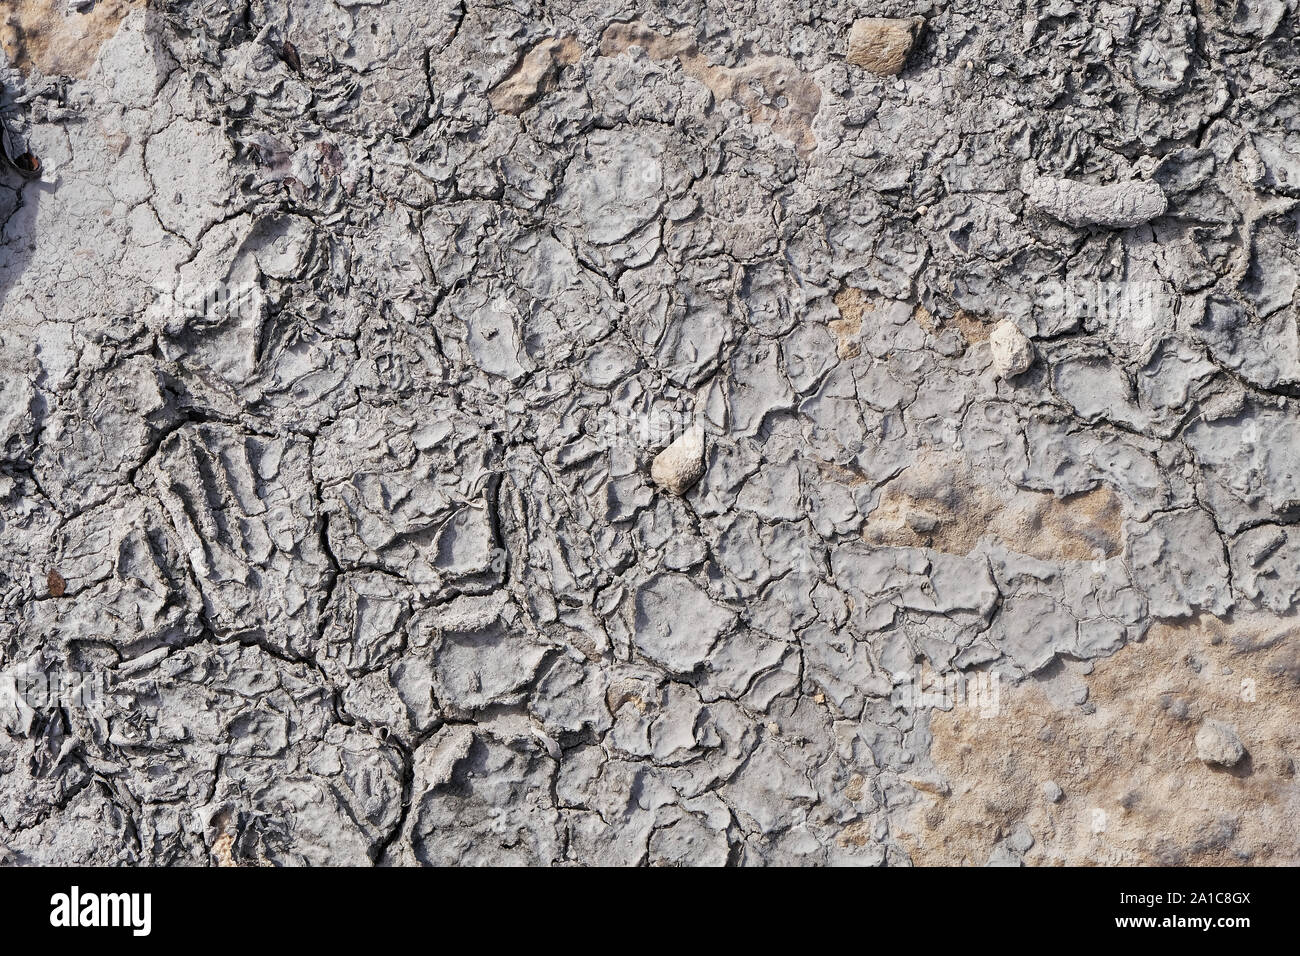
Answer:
[0,0,1297,866]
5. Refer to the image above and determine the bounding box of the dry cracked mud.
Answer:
[0,0,1298,866]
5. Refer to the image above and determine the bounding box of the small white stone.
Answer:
[989,320,1034,378]
[1195,719,1245,767]
[1042,780,1063,803]
[650,425,705,496]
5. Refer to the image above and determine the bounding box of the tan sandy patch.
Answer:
[2,0,143,78]
[600,21,821,157]
[904,613,1300,865]
[864,452,1124,562]
[488,36,583,115]
[830,287,870,359]
[913,304,992,344]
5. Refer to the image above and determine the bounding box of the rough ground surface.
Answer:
[0,0,1297,866]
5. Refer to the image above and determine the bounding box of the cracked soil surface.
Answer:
[0,0,1298,866]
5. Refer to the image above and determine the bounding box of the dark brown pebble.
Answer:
[281,40,302,74]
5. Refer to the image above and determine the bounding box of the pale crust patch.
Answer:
[488,36,583,115]
[830,287,870,359]
[863,452,1124,562]
[599,21,821,157]
[905,613,1300,865]
[2,0,144,78]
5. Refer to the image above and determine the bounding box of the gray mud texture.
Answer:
[1,0,1299,866]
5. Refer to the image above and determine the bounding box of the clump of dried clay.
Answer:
[651,425,705,495]
[1021,167,1168,228]
[1195,719,1245,767]
[989,320,1034,377]
[846,18,924,76]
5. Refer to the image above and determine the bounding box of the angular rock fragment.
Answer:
[1195,719,1245,767]
[650,425,705,495]
[989,320,1034,377]
[846,17,924,76]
